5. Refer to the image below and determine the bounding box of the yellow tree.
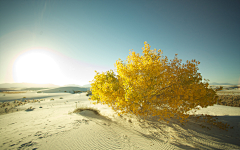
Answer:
[89,42,218,123]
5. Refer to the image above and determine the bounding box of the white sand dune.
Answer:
[0,91,240,150]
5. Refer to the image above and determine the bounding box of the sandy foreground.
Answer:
[0,89,240,150]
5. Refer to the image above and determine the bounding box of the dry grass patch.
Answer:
[0,99,43,115]
[0,91,27,94]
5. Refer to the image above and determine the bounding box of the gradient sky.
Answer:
[0,0,239,86]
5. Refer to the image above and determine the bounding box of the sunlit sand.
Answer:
[0,85,240,149]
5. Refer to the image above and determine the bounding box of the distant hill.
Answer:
[0,83,60,88]
[63,84,82,87]
[62,84,91,88]
[81,84,91,87]
[209,82,236,85]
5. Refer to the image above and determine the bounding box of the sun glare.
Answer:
[13,49,63,85]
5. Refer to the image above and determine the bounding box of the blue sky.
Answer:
[0,0,239,86]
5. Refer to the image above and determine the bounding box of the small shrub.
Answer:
[26,106,35,111]
[73,106,100,115]
[215,86,223,92]
[23,97,26,98]
[50,98,54,100]
[60,97,63,99]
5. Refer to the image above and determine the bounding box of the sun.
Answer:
[12,49,63,85]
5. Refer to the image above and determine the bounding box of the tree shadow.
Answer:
[137,114,240,149]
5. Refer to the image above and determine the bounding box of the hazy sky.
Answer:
[0,0,239,86]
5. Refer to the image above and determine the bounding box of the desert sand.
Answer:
[0,86,240,150]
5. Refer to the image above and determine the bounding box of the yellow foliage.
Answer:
[89,42,218,123]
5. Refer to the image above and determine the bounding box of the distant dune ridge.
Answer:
[40,87,90,93]
[0,83,91,93]
[208,85,240,90]
[1,82,239,92]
